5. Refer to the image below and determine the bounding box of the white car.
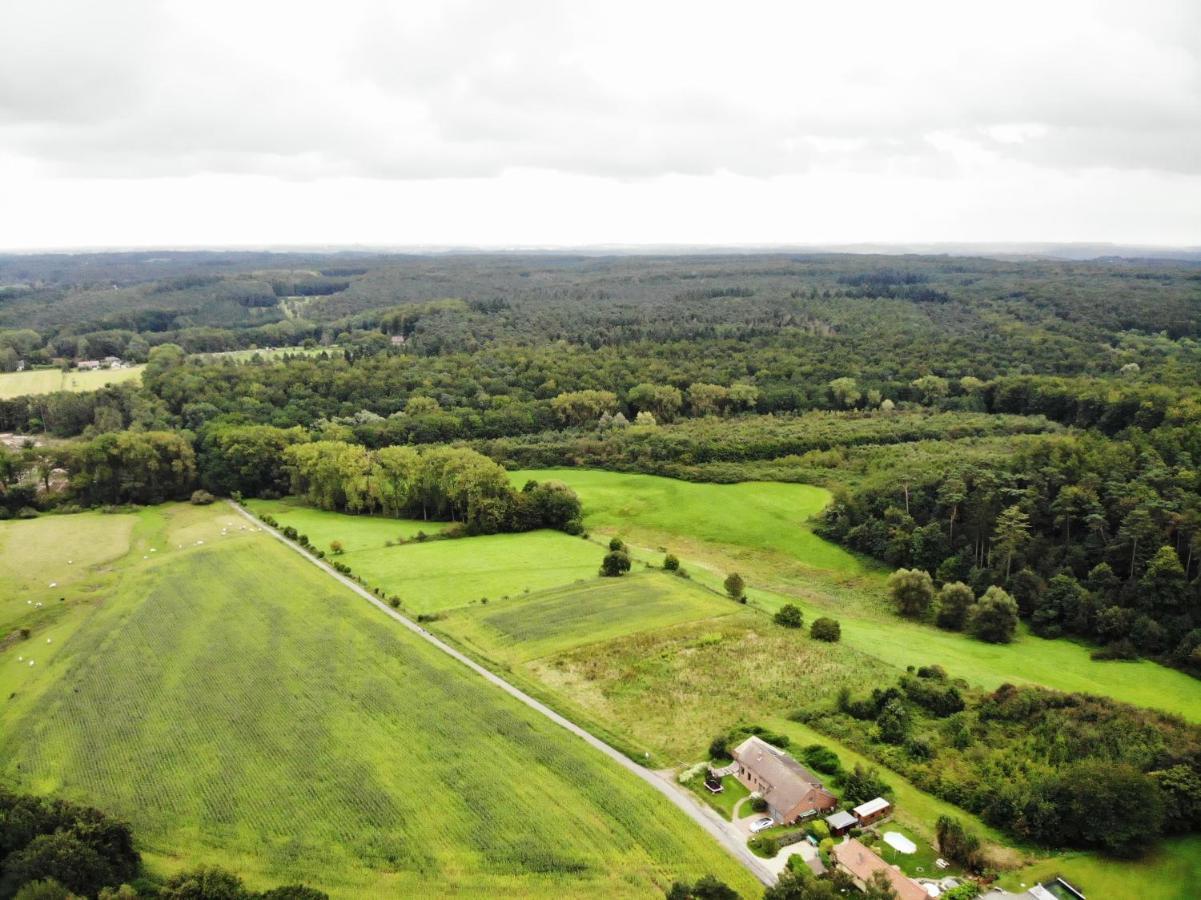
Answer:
[749,816,775,834]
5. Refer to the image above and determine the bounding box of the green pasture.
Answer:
[0,365,144,399]
[510,469,870,577]
[0,504,758,898]
[506,470,1201,725]
[439,571,737,663]
[244,500,600,613]
[746,585,1201,724]
[245,497,446,551]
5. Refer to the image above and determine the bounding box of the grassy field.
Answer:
[511,469,869,577]
[0,504,758,898]
[745,584,1201,723]
[199,346,337,362]
[524,612,891,763]
[245,500,600,614]
[246,497,447,551]
[506,470,1201,725]
[0,365,144,398]
[439,572,738,664]
[998,837,1201,900]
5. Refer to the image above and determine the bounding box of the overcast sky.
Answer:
[1,0,1199,249]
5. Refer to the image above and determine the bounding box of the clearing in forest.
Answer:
[0,504,758,898]
[508,468,870,577]
[0,365,144,398]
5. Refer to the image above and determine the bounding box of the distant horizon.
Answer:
[3,240,1200,261]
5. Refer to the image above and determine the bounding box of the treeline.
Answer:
[806,667,1201,858]
[283,442,582,534]
[1,430,582,536]
[820,423,1201,672]
[0,788,327,899]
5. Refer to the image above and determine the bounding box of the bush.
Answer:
[609,536,626,552]
[747,834,778,858]
[801,744,841,775]
[189,490,215,506]
[663,553,680,571]
[810,617,841,642]
[600,549,631,577]
[750,796,769,813]
[723,572,746,600]
[773,604,803,628]
[329,540,344,555]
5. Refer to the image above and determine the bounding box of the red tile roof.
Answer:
[832,838,928,900]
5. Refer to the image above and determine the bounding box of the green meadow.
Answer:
[440,571,738,663]
[245,499,600,614]
[0,364,144,399]
[0,505,758,898]
[247,497,447,551]
[507,470,1201,725]
[511,468,869,577]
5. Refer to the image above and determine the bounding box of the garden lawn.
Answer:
[438,571,737,663]
[0,365,143,398]
[865,823,953,880]
[0,504,759,899]
[510,469,869,576]
[684,774,750,822]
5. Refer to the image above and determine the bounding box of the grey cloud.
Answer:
[0,0,1198,180]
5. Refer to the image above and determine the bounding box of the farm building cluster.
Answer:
[724,736,955,899]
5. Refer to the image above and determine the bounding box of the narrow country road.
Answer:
[228,501,776,888]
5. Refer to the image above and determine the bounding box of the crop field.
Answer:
[0,364,144,398]
[0,504,758,898]
[511,469,870,577]
[246,499,600,614]
[439,572,738,663]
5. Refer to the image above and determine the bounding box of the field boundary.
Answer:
[226,501,775,888]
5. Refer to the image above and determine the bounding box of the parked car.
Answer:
[750,817,775,833]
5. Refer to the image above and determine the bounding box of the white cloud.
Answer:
[0,0,1198,246]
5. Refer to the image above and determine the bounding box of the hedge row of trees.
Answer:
[283,441,582,534]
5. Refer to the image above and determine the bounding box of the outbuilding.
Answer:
[853,796,892,827]
[825,810,858,836]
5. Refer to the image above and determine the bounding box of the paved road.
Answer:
[228,501,776,887]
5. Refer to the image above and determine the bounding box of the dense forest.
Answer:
[803,666,1201,859]
[3,250,1201,678]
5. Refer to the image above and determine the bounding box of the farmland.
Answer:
[497,470,1201,725]
[0,364,144,398]
[246,499,600,614]
[0,504,759,897]
[440,571,738,664]
[510,469,870,578]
